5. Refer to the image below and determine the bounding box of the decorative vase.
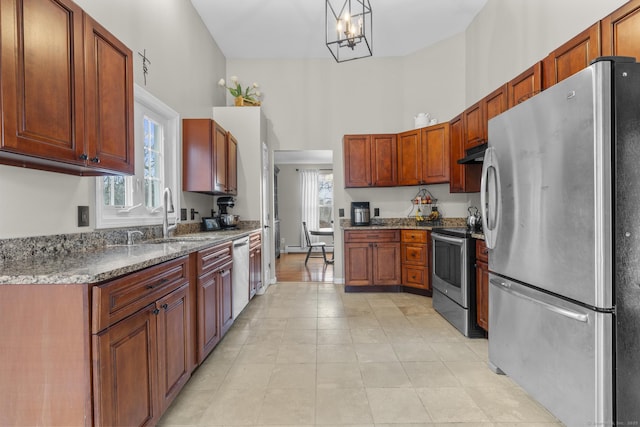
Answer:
[234,96,244,106]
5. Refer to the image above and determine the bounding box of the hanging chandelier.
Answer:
[325,0,373,63]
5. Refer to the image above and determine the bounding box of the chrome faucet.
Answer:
[163,187,177,238]
[126,230,144,245]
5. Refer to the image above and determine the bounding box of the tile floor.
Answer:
[159,282,563,426]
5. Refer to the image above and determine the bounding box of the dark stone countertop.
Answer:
[0,228,260,285]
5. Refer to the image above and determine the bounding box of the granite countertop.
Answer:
[0,228,260,285]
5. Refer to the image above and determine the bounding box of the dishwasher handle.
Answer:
[233,238,250,247]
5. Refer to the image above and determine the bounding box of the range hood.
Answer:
[457,142,487,164]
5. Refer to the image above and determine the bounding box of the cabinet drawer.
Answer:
[476,239,489,263]
[250,232,261,249]
[402,266,428,289]
[401,243,427,266]
[198,241,232,274]
[92,256,189,333]
[401,229,427,243]
[344,229,399,243]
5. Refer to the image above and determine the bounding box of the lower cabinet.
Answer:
[92,256,191,427]
[400,229,432,293]
[195,241,233,364]
[249,231,262,298]
[344,230,401,289]
[475,239,489,331]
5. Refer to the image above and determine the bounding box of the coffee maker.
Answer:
[351,202,371,226]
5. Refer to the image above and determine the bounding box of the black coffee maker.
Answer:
[351,202,371,226]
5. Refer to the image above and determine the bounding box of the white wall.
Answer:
[0,0,226,238]
[227,0,626,281]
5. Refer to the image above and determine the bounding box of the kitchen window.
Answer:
[318,171,333,228]
[95,85,179,228]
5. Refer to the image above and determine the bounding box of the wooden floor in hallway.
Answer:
[276,252,334,282]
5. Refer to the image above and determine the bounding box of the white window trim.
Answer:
[95,84,180,229]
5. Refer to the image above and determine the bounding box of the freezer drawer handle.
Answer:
[491,279,589,323]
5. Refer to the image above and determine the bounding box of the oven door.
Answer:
[431,233,469,308]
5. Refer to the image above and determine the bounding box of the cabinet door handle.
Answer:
[90,156,100,163]
[79,153,88,160]
[152,308,160,315]
[161,303,169,310]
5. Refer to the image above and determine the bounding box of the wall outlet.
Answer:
[339,208,345,217]
[77,206,89,227]
[180,208,187,221]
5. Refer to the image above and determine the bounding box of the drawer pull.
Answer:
[161,303,169,310]
[152,308,160,315]
[146,278,169,289]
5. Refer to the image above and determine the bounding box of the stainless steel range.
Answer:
[431,227,484,338]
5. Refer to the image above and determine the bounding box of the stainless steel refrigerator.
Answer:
[481,57,640,427]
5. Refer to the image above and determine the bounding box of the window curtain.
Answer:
[300,168,319,248]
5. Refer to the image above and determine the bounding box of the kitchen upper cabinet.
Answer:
[508,62,543,108]
[463,101,484,150]
[484,85,508,132]
[421,123,450,184]
[343,134,397,187]
[396,124,450,186]
[0,0,134,175]
[227,131,238,195]
[397,129,421,185]
[602,0,640,59]
[449,114,481,193]
[542,22,601,90]
[183,119,237,195]
[344,230,401,290]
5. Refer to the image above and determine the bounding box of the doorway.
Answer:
[273,150,333,283]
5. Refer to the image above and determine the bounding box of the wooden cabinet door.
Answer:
[344,243,373,285]
[602,0,640,59]
[183,119,213,192]
[0,0,85,165]
[197,269,220,363]
[156,283,191,413]
[542,23,601,89]
[84,14,134,174]
[343,135,371,187]
[508,62,542,108]
[250,241,262,299]
[449,114,481,193]
[93,304,159,427]
[226,132,238,195]
[476,260,489,331]
[370,134,397,186]
[213,121,228,193]
[484,85,508,139]
[397,129,422,185]
[463,101,484,149]
[421,123,450,184]
[219,262,234,337]
[372,242,401,285]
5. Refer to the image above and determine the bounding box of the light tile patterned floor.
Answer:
[159,282,563,426]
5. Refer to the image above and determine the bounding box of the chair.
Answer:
[302,221,327,264]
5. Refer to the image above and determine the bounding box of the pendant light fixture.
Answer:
[325,0,372,63]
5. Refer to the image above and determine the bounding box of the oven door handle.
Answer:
[481,146,500,249]
[431,233,465,245]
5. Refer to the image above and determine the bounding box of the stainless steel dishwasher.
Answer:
[232,236,250,319]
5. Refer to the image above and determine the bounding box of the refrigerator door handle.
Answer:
[481,147,500,249]
[491,278,589,323]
